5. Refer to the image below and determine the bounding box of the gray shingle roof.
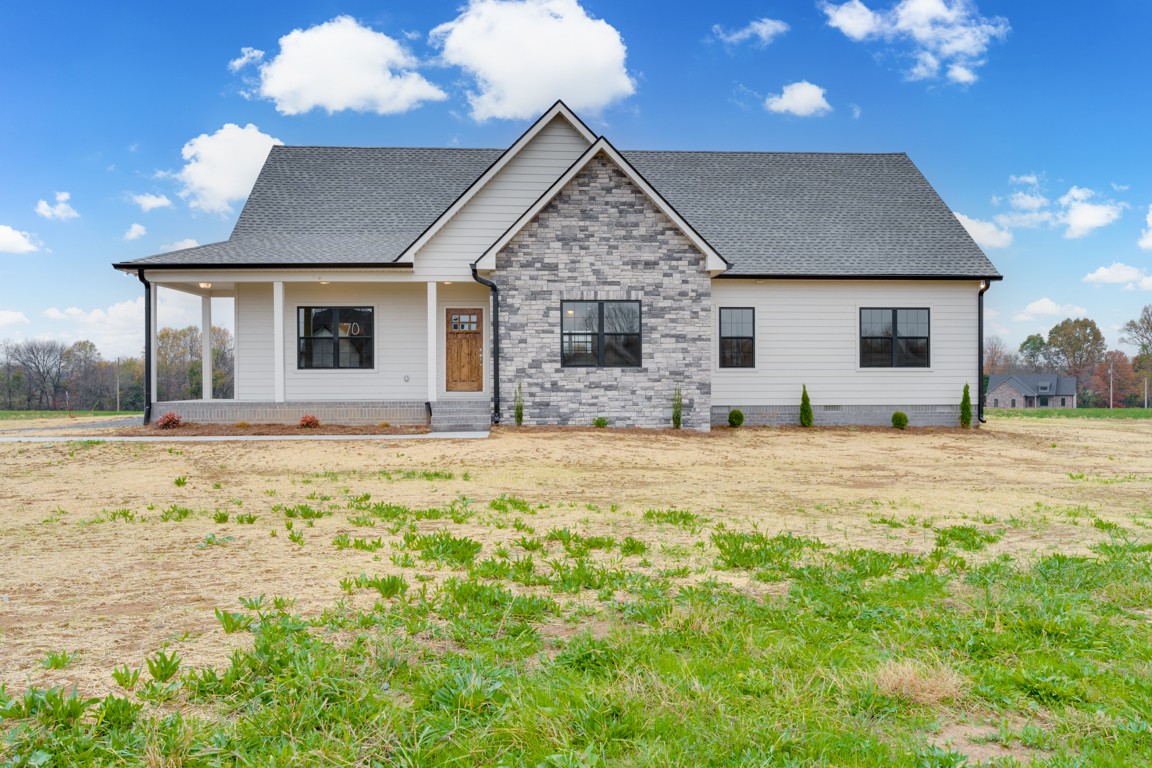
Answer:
[116,145,999,279]
[988,374,1077,397]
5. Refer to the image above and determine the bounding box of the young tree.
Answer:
[1018,334,1047,372]
[10,339,70,409]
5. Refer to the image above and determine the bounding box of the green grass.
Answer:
[989,407,1152,420]
[0,410,141,421]
[4,498,1152,766]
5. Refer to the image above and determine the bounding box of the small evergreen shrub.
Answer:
[156,412,182,429]
[799,385,813,428]
[592,417,609,428]
[514,383,525,426]
[960,383,973,428]
[728,409,744,428]
[892,411,909,430]
[299,414,320,429]
[672,385,683,429]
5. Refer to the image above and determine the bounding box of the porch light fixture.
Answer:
[443,281,452,285]
[198,282,212,289]
[319,281,331,285]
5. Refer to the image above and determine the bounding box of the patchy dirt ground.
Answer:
[1,418,1150,699]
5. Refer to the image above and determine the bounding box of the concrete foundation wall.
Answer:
[711,403,964,427]
[152,400,428,426]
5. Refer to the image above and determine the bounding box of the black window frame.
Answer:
[297,306,375,370]
[560,300,642,368]
[859,308,930,368]
[718,307,755,368]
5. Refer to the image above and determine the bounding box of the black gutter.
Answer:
[715,273,1004,282]
[470,266,501,425]
[136,270,153,425]
[978,280,992,424]
[112,261,414,271]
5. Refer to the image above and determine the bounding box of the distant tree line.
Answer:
[984,304,1152,407]
[0,326,234,412]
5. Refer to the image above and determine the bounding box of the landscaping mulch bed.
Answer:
[104,422,431,437]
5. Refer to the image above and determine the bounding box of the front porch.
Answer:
[141,273,494,427]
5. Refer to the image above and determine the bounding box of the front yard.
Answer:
[1,419,1150,765]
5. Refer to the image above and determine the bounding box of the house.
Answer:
[987,374,1076,409]
[113,101,1001,431]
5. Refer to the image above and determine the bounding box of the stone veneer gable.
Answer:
[493,152,712,430]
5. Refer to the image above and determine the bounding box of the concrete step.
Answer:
[429,401,491,433]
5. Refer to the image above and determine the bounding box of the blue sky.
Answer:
[2,0,1150,358]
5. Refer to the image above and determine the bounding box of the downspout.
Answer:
[977,280,991,424]
[470,265,501,424]
[137,270,153,425]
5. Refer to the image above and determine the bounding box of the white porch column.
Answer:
[272,281,285,403]
[201,296,213,400]
[427,281,437,403]
[149,282,158,402]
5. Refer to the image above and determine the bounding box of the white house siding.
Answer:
[413,117,590,280]
[235,282,274,401]
[710,279,981,426]
[282,282,427,401]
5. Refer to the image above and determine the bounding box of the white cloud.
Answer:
[255,16,445,115]
[175,124,282,214]
[41,292,229,359]
[765,81,832,117]
[1009,173,1038,185]
[955,212,1012,248]
[1111,182,1129,192]
[850,103,863,119]
[821,0,1009,85]
[993,210,1053,229]
[1083,262,1147,286]
[160,238,199,252]
[1139,204,1152,251]
[713,18,790,46]
[1059,186,1125,239]
[1013,297,1087,322]
[431,0,635,121]
[1008,191,1048,211]
[823,0,881,39]
[35,191,79,220]
[228,46,265,72]
[123,223,146,241]
[0,225,40,253]
[130,193,172,212]
[0,310,30,328]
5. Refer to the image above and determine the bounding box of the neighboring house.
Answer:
[987,374,1077,409]
[113,102,1001,431]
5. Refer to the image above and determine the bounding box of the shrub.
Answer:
[960,383,973,428]
[514,382,524,426]
[672,384,683,429]
[235,421,250,429]
[892,411,909,430]
[800,385,813,428]
[299,414,320,429]
[592,417,609,428]
[156,412,182,429]
[728,409,744,428]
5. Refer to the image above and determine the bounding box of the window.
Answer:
[1040,396,1049,407]
[1011,398,1016,407]
[993,398,999,407]
[298,307,373,369]
[561,300,641,367]
[860,308,930,368]
[719,308,755,368]
[1060,397,1066,407]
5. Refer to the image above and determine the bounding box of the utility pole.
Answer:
[1109,360,1114,409]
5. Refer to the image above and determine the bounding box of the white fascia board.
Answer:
[475,138,730,273]
[140,268,417,284]
[398,101,596,263]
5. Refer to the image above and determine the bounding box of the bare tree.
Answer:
[983,336,1016,375]
[10,339,70,409]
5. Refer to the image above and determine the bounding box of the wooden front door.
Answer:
[446,308,483,392]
